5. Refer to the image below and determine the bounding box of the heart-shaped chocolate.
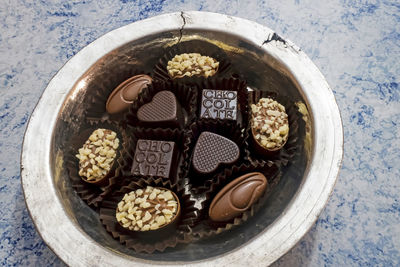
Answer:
[192,131,239,174]
[137,90,183,128]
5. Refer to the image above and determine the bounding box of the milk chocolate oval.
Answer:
[106,74,152,114]
[209,172,267,222]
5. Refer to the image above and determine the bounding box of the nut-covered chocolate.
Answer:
[200,89,237,120]
[106,74,152,114]
[116,186,180,231]
[209,172,267,222]
[137,90,184,128]
[131,139,177,178]
[167,53,219,78]
[192,131,239,174]
[250,98,289,151]
[76,128,119,182]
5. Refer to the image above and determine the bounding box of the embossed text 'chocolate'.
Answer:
[200,89,237,120]
[131,139,176,178]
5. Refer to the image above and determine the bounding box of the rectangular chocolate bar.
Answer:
[131,139,176,178]
[200,89,237,120]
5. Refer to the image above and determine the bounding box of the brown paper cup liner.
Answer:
[99,177,198,253]
[65,120,127,208]
[123,80,197,129]
[84,70,151,122]
[245,91,301,168]
[153,40,232,85]
[181,119,248,194]
[194,77,249,128]
[116,127,190,186]
[191,161,280,238]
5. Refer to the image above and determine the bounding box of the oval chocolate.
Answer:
[209,172,267,222]
[250,97,289,152]
[106,74,152,114]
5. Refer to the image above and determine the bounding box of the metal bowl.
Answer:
[21,11,343,266]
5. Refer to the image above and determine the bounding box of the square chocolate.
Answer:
[131,139,176,178]
[200,89,237,120]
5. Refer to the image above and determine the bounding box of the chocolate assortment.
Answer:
[69,41,301,253]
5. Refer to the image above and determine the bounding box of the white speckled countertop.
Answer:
[1,1,399,266]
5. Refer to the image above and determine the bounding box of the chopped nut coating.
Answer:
[76,128,119,181]
[167,53,219,78]
[251,98,289,150]
[115,186,179,231]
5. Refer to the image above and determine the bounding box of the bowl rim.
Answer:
[21,11,343,266]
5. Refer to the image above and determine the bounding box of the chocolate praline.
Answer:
[209,172,268,222]
[116,186,180,232]
[167,53,219,78]
[137,90,184,128]
[250,97,289,154]
[106,74,152,114]
[75,128,120,186]
[200,89,238,120]
[192,131,239,174]
[131,139,178,179]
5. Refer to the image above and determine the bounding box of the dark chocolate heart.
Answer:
[137,90,180,123]
[192,131,239,174]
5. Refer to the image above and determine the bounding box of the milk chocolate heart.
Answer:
[137,90,183,128]
[209,172,267,222]
[192,131,239,174]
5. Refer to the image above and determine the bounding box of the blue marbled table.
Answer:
[1,1,399,266]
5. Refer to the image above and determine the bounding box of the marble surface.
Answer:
[1,0,399,266]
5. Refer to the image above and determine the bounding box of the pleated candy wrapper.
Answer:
[181,119,249,194]
[245,90,303,168]
[191,161,280,238]
[84,69,151,122]
[116,127,190,187]
[99,177,198,253]
[123,80,198,130]
[153,40,233,85]
[65,120,126,208]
